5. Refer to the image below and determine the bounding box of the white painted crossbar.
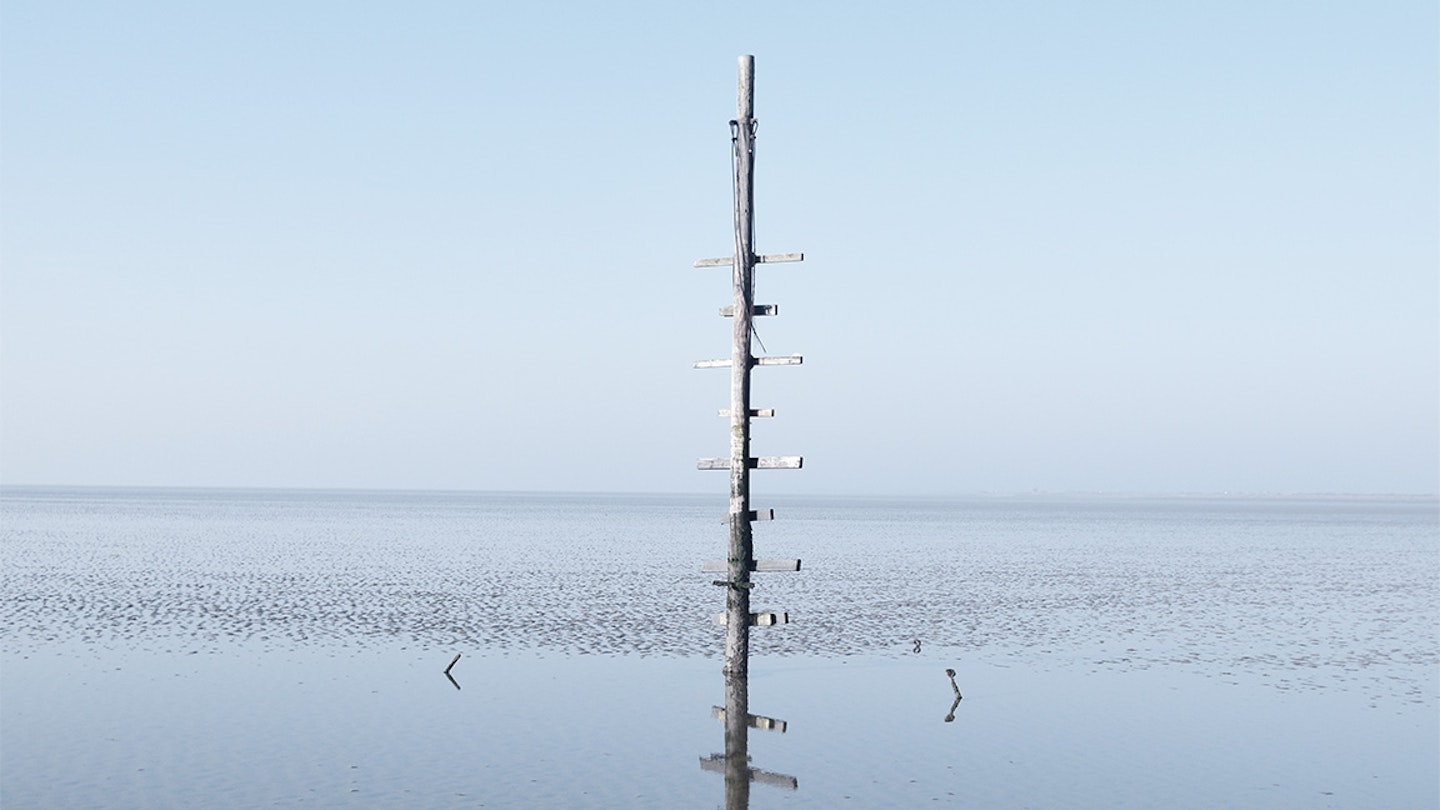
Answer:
[693,252,804,268]
[712,611,789,626]
[693,355,802,369]
[719,304,778,317]
[697,457,802,470]
[713,507,775,523]
[701,559,801,573]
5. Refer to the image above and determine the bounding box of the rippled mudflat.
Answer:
[2,488,1436,807]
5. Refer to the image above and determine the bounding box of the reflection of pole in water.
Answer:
[723,673,751,810]
[700,672,797,806]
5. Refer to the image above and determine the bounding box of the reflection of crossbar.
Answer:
[699,754,799,790]
[711,706,787,732]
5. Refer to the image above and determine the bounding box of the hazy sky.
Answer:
[2,2,1435,496]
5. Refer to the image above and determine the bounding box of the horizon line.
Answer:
[0,482,1435,502]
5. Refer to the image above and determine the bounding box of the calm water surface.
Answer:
[2,488,1436,807]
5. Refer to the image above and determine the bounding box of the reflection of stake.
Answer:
[944,668,962,722]
[444,653,463,689]
[944,693,961,723]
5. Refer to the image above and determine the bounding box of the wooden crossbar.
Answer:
[714,508,775,521]
[697,457,802,470]
[712,611,789,626]
[719,304,778,317]
[693,355,802,369]
[692,252,804,268]
[701,558,800,573]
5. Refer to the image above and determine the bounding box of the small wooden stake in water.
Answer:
[445,653,461,675]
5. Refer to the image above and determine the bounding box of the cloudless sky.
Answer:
[2,1,1436,496]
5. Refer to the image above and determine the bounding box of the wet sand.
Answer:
[2,488,1435,806]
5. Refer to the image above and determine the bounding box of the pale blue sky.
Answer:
[2,1,1436,495]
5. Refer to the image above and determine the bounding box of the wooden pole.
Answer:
[725,54,757,678]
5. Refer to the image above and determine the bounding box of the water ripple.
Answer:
[3,489,1435,703]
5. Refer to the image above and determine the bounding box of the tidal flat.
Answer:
[2,488,1435,807]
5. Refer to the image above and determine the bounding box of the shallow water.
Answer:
[2,488,1436,807]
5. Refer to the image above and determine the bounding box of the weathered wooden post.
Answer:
[695,55,803,805]
[724,54,759,678]
[693,55,805,678]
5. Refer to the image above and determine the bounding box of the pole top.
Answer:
[737,55,754,120]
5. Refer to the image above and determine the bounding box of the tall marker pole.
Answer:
[694,55,804,677]
[725,55,758,677]
[695,53,804,801]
